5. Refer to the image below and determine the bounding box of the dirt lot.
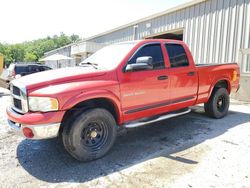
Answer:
[0,87,250,188]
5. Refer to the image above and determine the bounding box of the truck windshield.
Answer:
[80,42,137,70]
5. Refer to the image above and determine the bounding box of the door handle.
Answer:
[158,75,168,80]
[187,71,195,76]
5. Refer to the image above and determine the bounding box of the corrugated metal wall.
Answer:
[88,0,250,64]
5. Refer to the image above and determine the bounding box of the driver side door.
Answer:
[118,43,171,122]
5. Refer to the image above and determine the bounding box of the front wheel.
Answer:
[62,108,117,162]
[204,88,230,119]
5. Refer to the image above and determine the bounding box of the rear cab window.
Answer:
[165,43,189,68]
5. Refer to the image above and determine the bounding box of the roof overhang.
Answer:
[71,41,106,56]
[84,0,207,41]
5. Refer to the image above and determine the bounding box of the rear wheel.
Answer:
[62,108,117,162]
[204,88,230,119]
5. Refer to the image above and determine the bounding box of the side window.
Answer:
[129,44,165,70]
[43,66,51,71]
[165,44,189,68]
[29,65,40,72]
[15,66,28,75]
[40,66,51,71]
[39,66,45,71]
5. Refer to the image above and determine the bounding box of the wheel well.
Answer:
[60,98,119,134]
[214,80,229,91]
[210,80,230,98]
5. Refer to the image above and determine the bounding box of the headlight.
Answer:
[28,97,59,112]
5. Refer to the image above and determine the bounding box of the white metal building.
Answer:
[83,0,249,65]
[44,44,76,69]
[45,0,250,100]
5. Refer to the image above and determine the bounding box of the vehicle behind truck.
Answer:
[6,63,51,88]
[6,39,240,162]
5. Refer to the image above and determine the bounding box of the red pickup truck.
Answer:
[6,39,240,161]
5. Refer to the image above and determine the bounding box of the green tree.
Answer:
[53,33,71,48]
[0,43,5,54]
[10,44,25,62]
[70,34,81,42]
[2,46,13,65]
[0,33,81,65]
[24,52,37,62]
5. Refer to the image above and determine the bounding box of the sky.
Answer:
[0,0,191,44]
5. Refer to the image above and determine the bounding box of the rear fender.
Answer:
[208,77,231,100]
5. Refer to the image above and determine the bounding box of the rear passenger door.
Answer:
[165,43,198,106]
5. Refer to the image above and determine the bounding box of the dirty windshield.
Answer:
[80,42,137,70]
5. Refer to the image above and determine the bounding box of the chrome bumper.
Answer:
[7,120,60,140]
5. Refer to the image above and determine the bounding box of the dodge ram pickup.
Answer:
[6,39,240,161]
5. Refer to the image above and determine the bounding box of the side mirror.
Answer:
[125,56,153,72]
[136,56,153,64]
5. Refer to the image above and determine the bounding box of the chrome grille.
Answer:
[12,86,20,96]
[13,98,22,109]
[10,80,28,114]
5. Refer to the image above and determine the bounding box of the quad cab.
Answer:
[6,39,240,161]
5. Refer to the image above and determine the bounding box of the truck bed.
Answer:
[196,63,237,67]
[195,62,239,104]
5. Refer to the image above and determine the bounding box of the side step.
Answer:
[124,108,191,128]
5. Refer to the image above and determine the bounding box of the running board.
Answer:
[124,108,191,128]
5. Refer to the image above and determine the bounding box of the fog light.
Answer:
[23,127,34,138]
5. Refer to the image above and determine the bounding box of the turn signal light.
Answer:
[23,127,34,138]
[232,70,237,81]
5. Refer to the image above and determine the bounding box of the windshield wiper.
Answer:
[80,62,98,69]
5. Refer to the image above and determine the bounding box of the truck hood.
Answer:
[16,67,106,89]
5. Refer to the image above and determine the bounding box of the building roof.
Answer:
[44,43,74,56]
[85,0,207,41]
[45,0,207,54]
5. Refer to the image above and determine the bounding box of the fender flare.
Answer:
[61,89,123,123]
[207,77,231,100]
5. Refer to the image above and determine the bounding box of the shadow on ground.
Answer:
[17,107,250,183]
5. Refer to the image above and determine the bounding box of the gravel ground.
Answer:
[0,87,250,188]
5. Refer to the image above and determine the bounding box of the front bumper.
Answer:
[6,106,65,140]
[8,119,60,139]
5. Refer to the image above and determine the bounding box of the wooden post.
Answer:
[0,54,3,75]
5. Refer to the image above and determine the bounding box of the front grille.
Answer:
[13,98,22,110]
[13,86,20,96]
[12,85,22,111]
[10,81,28,113]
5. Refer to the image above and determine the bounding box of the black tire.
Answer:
[204,87,230,119]
[62,108,117,162]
